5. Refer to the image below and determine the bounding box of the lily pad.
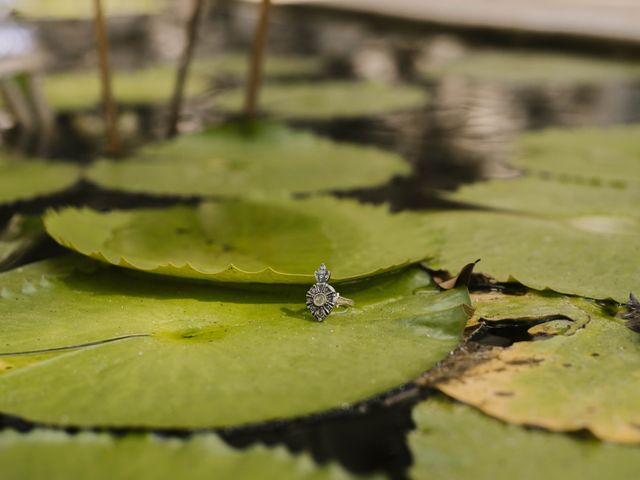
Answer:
[194,54,322,79]
[85,122,410,197]
[43,65,208,111]
[410,396,640,480]
[0,155,81,206]
[215,82,429,120]
[16,0,165,19]
[420,50,640,86]
[447,176,640,219]
[422,210,639,303]
[44,198,436,283]
[513,125,640,186]
[0,430,354,480]
[435,292,640,444]
[0,256,470,428]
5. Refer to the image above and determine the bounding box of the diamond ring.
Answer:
[306,264,355,321]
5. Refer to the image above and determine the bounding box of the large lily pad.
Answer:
[0,155,81,206]
[513,125,640,186]
[43,65,208,111]
[420,50,640,86]
[44,199,435,284]
[85,122,410,197]
[0,256,470,428]
[215,82,429,120]
[0,430,354,480]
[435,292,640,444]
[410,396,640,480]
[422,210,639,303]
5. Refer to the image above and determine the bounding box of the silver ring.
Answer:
[306,264,355,322]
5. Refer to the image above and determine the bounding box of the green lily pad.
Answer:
[420,50,640,86]
[0,430,355,480]
[410,396,640,480]
[513,125,640,186]
[44,198,436,283]
[435,292,640,444]
[43,65,208,111]
[0,155,80,206]
[447,176,640,219]
[422,210,639,303]
[194,54,322,79]
[16,0,165,18]
[215,82,429,120]
[85,122,410,197]
[0,256,470,428]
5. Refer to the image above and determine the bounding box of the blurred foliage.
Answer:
[0,430,359,480]
[421,50,640,85]
[86,122,410,196]
[215,82,429,120]
[410,396,640,480]
[15,0,166,19]
[0,155,80,205]
[41,65,208,110]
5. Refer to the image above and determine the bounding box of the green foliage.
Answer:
[44,198,436,283]
[43,65,208,110]
[16,0,165,18]
[514,125,640,186]
[215,82,429,119]
[422,210,638,302]
[0,430,358,480]
[410,397,640,480]
[420,50,640,85]
[194,54,322,79]
[0,155,80,205]
[86,122,410,197]
[0,256,469,428]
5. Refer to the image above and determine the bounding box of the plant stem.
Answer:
[166,0,206,138]
[244,0,272,121]
[94,0,121,155]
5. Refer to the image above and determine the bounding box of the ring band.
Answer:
[306,264,355,321]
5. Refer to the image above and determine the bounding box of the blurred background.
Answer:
[1,0,638,202]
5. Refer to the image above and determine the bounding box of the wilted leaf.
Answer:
[215,82,429,120]
[45,198,436,283]
[421,208,640,303]
[0,156,80,206]
[410,396,640,480]
[0,430,357,480]
[434,292,640,444]
[0,215,45,271]
[43,65,208,110]
[86,122,410,197]
[420,50,640,86]
[0,256,469,428]
[619,293,640,332]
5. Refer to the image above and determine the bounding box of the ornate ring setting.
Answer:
[306,264,354,321]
